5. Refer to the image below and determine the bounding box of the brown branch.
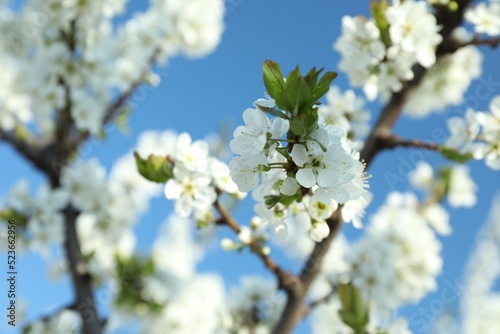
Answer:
[378,135,441,151]
[273,1,474,333]
[301,284,338,319]
[61,206,102,334]
[462,35,500,48]
[213,199,299,292]
[0,130,57,181]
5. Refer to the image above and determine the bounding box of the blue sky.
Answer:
[1,0,500,333]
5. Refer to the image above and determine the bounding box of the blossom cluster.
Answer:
[229,97,370,242]
[334,0,442,101]
[347,192,444,309]
[404,43,482,117]
[0,181,67,256]
[445,96,500,170]
[410,161,478,210]
[164,132,243,219]
[0,0,224,135]
[107,215,283,334]
[465,0,500,36]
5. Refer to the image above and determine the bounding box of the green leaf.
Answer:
[285,66,302,89]
[371,1,391,46]
[256,105,290,119]
[282,77,313,116]
[438,147,474,164]
[312,71,338,102]
[263,60,286,108]
[134,152,173,183]
[304,66,323,92]
[337,283,370,333]
[290,113,317,137]
[338,309,358,329]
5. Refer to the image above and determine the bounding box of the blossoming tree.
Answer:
[1,0,500,333]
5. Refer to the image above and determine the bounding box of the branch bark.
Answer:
[272,1,473,333]
[214,199,300,292]
[378,135,441,152]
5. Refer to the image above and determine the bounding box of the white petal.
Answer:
[164,180,182,199]
[313,187,331,205]
[291,144,309,166]
[296,168,316,188]
[281,177,299,195]
[327,186,350,203]
[316,168,337,187]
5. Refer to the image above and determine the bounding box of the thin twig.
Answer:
[301,285,338,318]
[213,199,299,292]
[379,135,440,151]
[462,35,500,48]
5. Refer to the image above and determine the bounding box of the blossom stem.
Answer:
[213,198,299,292]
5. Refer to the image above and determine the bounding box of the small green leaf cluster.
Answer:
[114,255,165,314]
[262,60,337,138]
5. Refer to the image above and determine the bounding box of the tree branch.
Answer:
[60,206,102,334]
[301,284,337,319]
[213,199,300,292]
[68,50,159,153]
[463,35,500,48]
[0,130,57,181]
[378,135,440,151]
[273,1,474,333]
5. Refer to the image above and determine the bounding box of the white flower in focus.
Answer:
[229,155,268,192]
[280,176,299,195]
[292,129,351,189]
[230,108,270,159]
[304,195,338,221]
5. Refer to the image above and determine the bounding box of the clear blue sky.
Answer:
[1,1,499,333]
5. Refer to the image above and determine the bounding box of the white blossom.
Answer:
[465,1,500,36]
[448,165,478,208]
